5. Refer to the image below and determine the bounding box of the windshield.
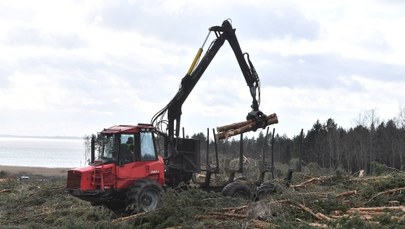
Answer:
[96,134,118,162]
[140,132,157,160]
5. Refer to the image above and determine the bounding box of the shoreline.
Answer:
[0,165,72,177]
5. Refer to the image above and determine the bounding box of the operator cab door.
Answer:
[116,130,158,184]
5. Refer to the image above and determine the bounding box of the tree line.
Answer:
[191,108,405,174]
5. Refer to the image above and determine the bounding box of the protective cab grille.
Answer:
[173,138,201,173]
[66,170,81,189]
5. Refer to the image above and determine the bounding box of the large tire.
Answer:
[222,181,253,200]
[255,182,284,201]
[126,179,163,212]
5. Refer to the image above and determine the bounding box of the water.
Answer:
[0,137,86,168]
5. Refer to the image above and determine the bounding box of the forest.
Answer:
[190,108,405,176]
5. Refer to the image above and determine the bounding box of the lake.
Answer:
[0,136,87,168]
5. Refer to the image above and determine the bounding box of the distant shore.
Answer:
[0,165,72,177]
[0,135,83,140]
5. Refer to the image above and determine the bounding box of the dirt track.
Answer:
[0,165,71,177]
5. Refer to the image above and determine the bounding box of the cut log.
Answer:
[216,113,278,140]
[290,177,323,189]
[348,206,405,213]
[217,119,253,133]
[296,203,331,221]
[217,113,277,133]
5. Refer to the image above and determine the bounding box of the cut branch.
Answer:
[195,212,246,220]
[0,189,12,194]
[290,177,324,189]
[112,212,146,222]
[336,190,357,198]
[367,187,405,203]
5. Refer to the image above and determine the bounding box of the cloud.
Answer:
[6,26,87,49]
[0,0,404,137]
[258,52,405,91]
[233,7,321,40]
[98,0,320,45]
[0,3,34,21]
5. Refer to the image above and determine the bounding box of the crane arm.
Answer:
[151,20,265,157]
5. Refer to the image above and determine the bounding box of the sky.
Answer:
[0,0,404,138]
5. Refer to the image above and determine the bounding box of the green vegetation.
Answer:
[1,165,404,228]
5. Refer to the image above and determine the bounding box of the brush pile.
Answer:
[0,168,404,228]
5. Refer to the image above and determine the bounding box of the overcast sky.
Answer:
[0,0,404,138]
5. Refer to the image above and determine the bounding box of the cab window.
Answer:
[140,132,157,161]
[120,134,135,163]
[96,134,118,162]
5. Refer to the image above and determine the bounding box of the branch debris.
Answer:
[367,186,405,203]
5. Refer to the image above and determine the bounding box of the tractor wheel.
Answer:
[222,181,253,200]
[126,179,163,212]
[255,182,284,201]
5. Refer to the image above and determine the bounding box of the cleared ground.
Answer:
[0,165,404,228]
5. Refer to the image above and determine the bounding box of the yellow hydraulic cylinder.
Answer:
[187,48,203,75]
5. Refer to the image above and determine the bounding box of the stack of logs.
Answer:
[216,113,278,140]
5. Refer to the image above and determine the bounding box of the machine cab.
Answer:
[92,124,159,165]
[67,124,165,205]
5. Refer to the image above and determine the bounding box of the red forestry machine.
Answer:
[66,20,280,213]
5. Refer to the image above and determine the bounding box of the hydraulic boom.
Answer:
[151,20,267,185]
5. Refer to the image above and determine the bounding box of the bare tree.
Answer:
[394,105,405,128]
[394,106,405,169]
